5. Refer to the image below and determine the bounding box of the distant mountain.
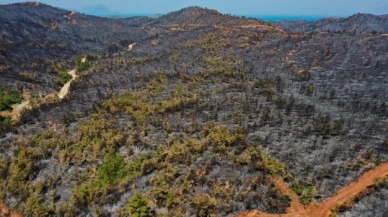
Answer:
[78,4,113,16]
[76,5,156,18]
[275,13,388,34]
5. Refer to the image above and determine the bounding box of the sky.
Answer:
[1,0,388,16]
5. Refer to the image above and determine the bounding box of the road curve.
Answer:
[238,162,388,217]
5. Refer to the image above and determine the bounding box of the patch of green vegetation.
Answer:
[330,212,338,217]
[0,85,22,111]
[257,152,286,176]
[24,192,51,216]
[290,178,317,205]
[127,192,152,217]
[197,33,227,55]
[62,113,126,164]
[103,79,200,126]
[192,193,217,217]
[306,83,314,95]
[53,69,72,87]
[71,181,105,207]
[73,56,91,71]
[202,57,239,78]
[8,145,43,195]
[300,185,317,205]
[114,56,154,66]
[98,152,126,185]
[151,177,170,207]
[204,125,248,153]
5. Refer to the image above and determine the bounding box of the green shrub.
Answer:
[330,212,338,217]
[204,125,248,153]
[300,185,317,205]
[192,193,217,217]
[24,193,51,216]
[0,85,22,111]
[71,181,104,207]
[53,70,72,87]
[290,178,304,196]
[8,145,42,194]
[151,177,169,207]
[98,152,126,184]
[306,84,314,95]
[127,192,152,217]
[127,156,145,176]
[257,154,286,175]
[73,56,91,71]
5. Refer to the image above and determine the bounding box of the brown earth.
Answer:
[238,162,388,217]
[0,201,20,217]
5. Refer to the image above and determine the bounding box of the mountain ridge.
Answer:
[273,13,388,34]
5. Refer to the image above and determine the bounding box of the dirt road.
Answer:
[58,69,77,99]
[238,162,388,217]
[58,57,85,99]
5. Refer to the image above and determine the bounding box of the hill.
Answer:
[142,6,279,30]
[0,2,388,217]
[275,13,388,34]
[0,2,160,94]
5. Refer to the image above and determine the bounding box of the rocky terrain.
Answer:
[0,2,388,217]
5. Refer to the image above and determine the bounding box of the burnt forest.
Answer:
[1,2,388,217]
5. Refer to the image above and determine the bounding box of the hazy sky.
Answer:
[1,0,388,16]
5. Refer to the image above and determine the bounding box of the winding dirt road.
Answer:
[58,57,84,99]
[58,68,77,99]
[1,62,81,119]
[58,57,87,99]
[238,162,388,217]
